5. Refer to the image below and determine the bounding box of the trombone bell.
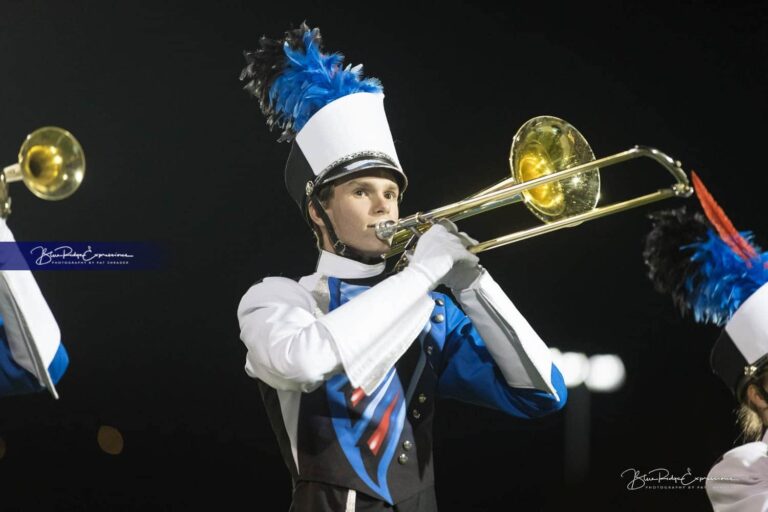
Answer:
[19,126,85,201]
[1,126,85,217]
[511,116,599,223]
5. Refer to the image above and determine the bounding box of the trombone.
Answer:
[1,126,85,218]
[375,116,693,259]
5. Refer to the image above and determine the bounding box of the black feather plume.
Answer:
[643,207,710,315]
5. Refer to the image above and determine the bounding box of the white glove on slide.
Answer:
[408,219,480,290]
[439,221,484,291]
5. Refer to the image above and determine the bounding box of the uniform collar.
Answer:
[316,250,386,279]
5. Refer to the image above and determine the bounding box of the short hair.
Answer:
[309,182,335,251]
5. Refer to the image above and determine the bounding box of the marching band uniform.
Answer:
[0,218,68,398]
[239,23,566,510]
[238,250,565,510]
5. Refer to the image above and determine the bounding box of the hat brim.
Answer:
[318,157,408,194]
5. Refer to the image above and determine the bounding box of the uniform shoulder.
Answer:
[724,440,768,462]
[238,276,315,313]
[707,441,768,508]
[709,440,768,479]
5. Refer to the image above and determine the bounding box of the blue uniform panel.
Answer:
[0,316,68,397]
[435,293,567,418]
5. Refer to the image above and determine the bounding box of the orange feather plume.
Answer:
[691,171,757,262]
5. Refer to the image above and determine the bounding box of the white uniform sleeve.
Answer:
[237,266,435,394]
[0,218,61,398]
[454,268,558,398]
[707,442,768,512]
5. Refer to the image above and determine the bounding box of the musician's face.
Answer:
[311,170,400,258]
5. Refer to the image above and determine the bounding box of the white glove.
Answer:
[439,221,484,291]
[407,219,479,289]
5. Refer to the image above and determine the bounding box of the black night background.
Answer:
[1,1,767,510]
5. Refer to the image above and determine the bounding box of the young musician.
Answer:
[238,23,567,511]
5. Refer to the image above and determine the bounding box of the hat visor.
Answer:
[319,157,408,193]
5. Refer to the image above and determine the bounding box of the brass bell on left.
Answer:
[1,126,85,218]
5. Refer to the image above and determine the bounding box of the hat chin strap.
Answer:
[310,195,385,265]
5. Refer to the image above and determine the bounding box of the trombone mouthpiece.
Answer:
[374,220,398,241]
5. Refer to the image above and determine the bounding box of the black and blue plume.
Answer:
[644,173,768,326]
[241,22,383,142]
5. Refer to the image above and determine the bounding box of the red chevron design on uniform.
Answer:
[366,391,400,456]
[350,387,366,407]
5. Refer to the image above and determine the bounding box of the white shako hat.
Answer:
[241,22,408,223]
[284,92,407,220]
[711,282,768,398]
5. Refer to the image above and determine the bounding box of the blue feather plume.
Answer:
[684,229,768,326]
[268,28,383,139]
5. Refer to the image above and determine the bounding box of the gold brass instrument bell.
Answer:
[1,126,85,218]
[375,115,693,258]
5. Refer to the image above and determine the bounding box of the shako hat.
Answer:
[240,22,408,222]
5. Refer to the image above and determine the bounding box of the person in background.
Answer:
[0,215,68,399]
[644,173,768,511]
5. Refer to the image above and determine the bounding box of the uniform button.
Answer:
[425,345,433,355]
[412,409,421,419]
[418,393,427,404]
[432,314,445,323]
[398,453,408,464]
[402,440,413,451]
[435,298,444,306]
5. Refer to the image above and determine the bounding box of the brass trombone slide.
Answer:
[375,145,693,257]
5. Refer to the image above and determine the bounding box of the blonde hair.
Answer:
[738,367,768,442]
